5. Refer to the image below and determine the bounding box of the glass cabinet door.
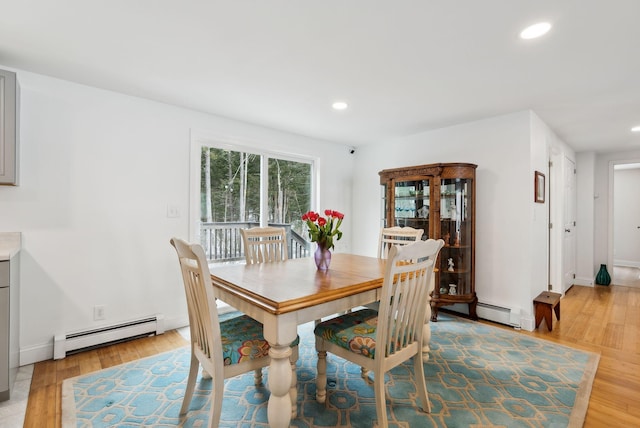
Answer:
[438,178,473,297]
[393,179,430,234]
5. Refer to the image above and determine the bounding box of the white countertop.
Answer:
[0,232,21,260]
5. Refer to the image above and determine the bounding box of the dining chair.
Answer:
[170,237,299,427]
[314,239,444,428]
[378,226,424,259]
[240,226,288,264]
[362,226,424,318]
[238,226,301,416]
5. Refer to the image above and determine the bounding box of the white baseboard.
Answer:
[614,260,640,268]
[574,276,594,287]
[519,315,535,332]
[20,343,53,366]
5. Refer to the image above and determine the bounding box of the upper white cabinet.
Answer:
[0,69,18,185]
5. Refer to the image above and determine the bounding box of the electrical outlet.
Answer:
[94,305,106,321]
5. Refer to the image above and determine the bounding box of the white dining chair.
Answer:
[362,226,424,317]
[314,239,444,428]
[239,226,301,416]
[240,226,289,264]
[170,237,299,427]
[378,226,424,259]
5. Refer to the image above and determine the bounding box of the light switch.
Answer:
[167,204,180,218]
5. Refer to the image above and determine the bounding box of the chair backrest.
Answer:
[170,238,222,364]
[378,226,424,259]
[240,226,289,264]
[376,239,444,359]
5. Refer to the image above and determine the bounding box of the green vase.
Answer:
[595,264,611,286]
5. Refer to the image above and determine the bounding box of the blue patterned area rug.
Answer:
[62,314,598,427]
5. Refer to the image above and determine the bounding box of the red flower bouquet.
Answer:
[301,209,344,250]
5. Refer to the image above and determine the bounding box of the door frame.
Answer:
[608,158,640,276]
[548,149,563,293]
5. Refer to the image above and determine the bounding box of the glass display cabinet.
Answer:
[379,163,477,321]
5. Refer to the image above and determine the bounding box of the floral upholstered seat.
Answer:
[221,314,300,365]
[313,309,379,359]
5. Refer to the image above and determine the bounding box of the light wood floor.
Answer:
[23,285,640,427]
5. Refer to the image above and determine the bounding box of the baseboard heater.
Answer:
[476,302,519,328]
[53,314,165,359]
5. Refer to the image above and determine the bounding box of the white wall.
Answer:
[613,168,640,266]
[531,114,577,294]
[0,68,354,364]
[352,111,552,329]
[575,152,596,285]
[594,149,640,275]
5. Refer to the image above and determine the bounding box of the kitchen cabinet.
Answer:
[379,163,477,321]
[0,69,18,185]
[0,232,21,401]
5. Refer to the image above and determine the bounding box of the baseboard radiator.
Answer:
[53,314,165,359]
[476,302,520,328]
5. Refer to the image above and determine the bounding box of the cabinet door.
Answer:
[438,177,473,296]
[0,69,18,185]
[392,179,431,234]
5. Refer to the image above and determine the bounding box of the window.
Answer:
[191,138,314,263]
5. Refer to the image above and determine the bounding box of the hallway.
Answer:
[613,266,640,288]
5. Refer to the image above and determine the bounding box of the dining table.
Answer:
[209,252,434,428]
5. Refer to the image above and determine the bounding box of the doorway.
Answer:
[562,156,576,292]
[611,161,640,288]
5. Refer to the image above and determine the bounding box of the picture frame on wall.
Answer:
[534,171,545,203]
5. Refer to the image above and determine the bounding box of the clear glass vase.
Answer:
[314,244,332,271]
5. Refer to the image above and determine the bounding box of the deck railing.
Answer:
[200,221,311,263]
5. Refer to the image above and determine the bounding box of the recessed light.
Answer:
[520,22,552,40]
[632,125,640,132]
[332,101,348,111]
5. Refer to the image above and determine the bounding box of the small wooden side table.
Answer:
[534,291,561,331]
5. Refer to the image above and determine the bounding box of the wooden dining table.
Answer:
[209,253,434,428]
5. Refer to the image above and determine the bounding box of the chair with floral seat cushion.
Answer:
[238,226,302,416]
[314,239,444,428]
[170,237,299,427]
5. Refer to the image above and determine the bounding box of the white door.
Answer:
[563,156,577,291]
[613,166,640,276]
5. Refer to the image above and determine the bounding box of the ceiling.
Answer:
[1,1,639,153]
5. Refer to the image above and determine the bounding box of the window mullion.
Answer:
[260,155,269,227]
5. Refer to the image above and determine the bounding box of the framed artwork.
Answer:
[534,171,545,203]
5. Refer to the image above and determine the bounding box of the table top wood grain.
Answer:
[210,253,385,315]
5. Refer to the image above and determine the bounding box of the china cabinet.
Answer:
[379,163,477,321]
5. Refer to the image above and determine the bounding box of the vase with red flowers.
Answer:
[301,209,344,270]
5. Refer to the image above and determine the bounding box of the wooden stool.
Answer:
[534,291,561,331]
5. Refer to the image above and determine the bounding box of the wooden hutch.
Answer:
[379,163,477,321]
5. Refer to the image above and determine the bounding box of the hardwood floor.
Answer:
[23,285,640,427]
[517,284,640,427]
[23,330,188,427]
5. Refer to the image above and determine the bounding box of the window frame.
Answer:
[189,130,318,244]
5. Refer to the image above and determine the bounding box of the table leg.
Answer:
[267,344,293,428]
[422,322,431,362]
[422,301,432,362]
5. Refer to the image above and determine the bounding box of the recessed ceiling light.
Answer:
[332,101,348,111]
[520,22,552,40]
[632,125,640,132]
